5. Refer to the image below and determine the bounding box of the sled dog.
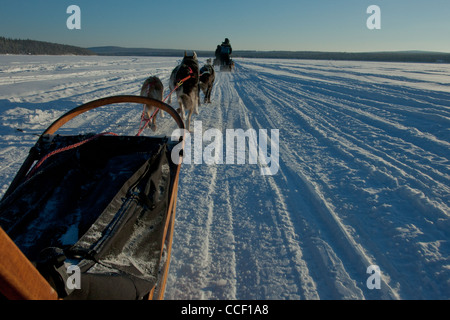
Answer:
[168,52,200,131]
[199,59,215,104]
[140,76,164,131]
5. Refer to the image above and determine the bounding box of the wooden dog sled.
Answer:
[0,95,185,300]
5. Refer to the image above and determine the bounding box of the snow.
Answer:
[0,55,449,300]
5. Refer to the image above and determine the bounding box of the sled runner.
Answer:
[0,95,185,300]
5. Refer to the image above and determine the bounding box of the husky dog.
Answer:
[140,76,164,131]
[199,58,215,104]
[168,52,200,131]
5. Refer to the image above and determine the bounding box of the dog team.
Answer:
[140,52,215,132]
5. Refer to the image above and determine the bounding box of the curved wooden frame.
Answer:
[4,95,185,199]
[44,95,185,135]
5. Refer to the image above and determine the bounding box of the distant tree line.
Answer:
[89,46,213,57]
[89,46,450,64]
[233,50,450,63]
[2,36,448,63]
[0,36,95,55]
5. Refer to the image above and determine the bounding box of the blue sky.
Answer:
[1,0,450,52]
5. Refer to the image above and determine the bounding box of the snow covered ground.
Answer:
[0,55,449,300]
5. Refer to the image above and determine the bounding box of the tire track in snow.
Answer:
[216,71,326,299]
[224,78,320,299]
[166,72,238,299]
[233,62,402,299]
[235,60,449,299]
[256,75,450,223]
[249,66,450,220]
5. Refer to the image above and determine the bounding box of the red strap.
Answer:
[26,132,118,179]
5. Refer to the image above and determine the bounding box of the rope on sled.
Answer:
[26,132,118,180]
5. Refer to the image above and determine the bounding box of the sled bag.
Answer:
[0,134,177,300]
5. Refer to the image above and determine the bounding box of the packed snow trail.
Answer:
[0,56,449,299]
[167,59,450,300]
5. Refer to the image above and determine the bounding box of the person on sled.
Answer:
[220,38,232,66]
[214,45,221,66]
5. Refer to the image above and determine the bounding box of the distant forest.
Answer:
[0,37,95,55]
[234,50,450,63]
[89,46,450,64]
[1,36,449,63]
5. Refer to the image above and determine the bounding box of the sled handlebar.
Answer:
[43,95,185,136]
